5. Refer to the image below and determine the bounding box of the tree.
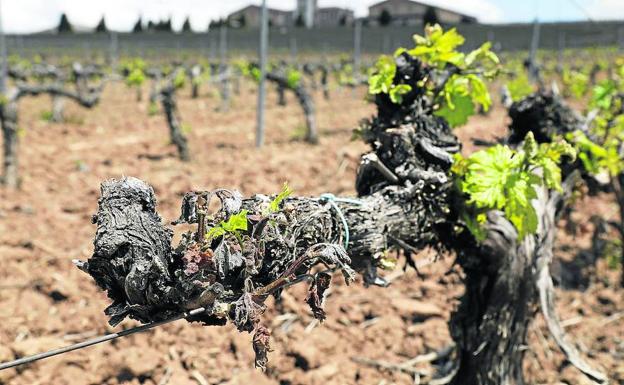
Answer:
[423,6,439,26]
[378,9,392,26]
[163,18,173,32]
[147,20,155,31]
[181,17,192,33]
[295,14,305,27]
[57,13,72,33]
[132,17,143,33]
[95,16,108,33]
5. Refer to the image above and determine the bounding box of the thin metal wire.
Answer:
[318,193,364,249]
[0,307,206,371]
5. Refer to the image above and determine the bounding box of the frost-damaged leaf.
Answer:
[315,244,356,284]
[253,325,272,371]
[305,272,332,321]
[182,244,214,276]
[232,292,266,332]
[217,190,243,215]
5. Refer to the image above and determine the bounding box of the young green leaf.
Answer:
[453,132,574,241]
[286,69,302,88]
[268,183,293,214]
[206,210,249,239]
[434,93,474,128]
[389,84,412,104]
[507,73,534,102]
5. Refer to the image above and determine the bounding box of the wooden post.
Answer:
[256,0,269,148]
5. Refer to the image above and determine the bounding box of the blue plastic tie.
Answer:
[318,193,363,249]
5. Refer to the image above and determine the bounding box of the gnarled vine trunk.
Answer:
[320,66,330,100]
[136,86,143,102]
[160,88,190,162]
[448,92,606,385]
[0,100,20,188]
[276,83,287,106]
[219,68,231,112]
[450,185,564,385]
[51,95,65,123]
[266,73,317,144]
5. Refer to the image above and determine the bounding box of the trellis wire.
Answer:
[0,307,206,371]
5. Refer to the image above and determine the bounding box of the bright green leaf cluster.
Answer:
[123,58,147,87]
[286,69,302,88]
[434,73,491,127]
[370,24,499,126]
[173,69,186,89]
[507,73,535,102]
[453,132,575,241]
[567,130,623,177]
[192,67,211,86]
[410,25,499,71]
[368,56,413,104]
[590,79,618,111]
[206,210,249,239]
[368,56,396,94]
[409,26,466,68]
[126,68,146,87]
[337,64,356,87]
[562,69,589,99]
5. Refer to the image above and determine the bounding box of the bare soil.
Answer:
[0,83,622,384]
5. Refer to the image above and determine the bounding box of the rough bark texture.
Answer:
[276,83,287,107]
[158,86,190,162]
[79,172,451,328]
[615,176,624,287]
[508,92,584,144]
[319,66,330,100]
[0,99,20,188]
[449,183,568,385]
[51,95,66,123]
[79,88,458,366]
[136,86,143,102]
[190,64,202,99]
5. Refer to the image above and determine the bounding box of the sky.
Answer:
[1,0,623,34]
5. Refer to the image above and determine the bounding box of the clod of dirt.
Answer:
[390,297,443,319]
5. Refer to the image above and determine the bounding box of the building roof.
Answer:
[229,4,291,16]
[368,0,476,20]
[317,7,353,12]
